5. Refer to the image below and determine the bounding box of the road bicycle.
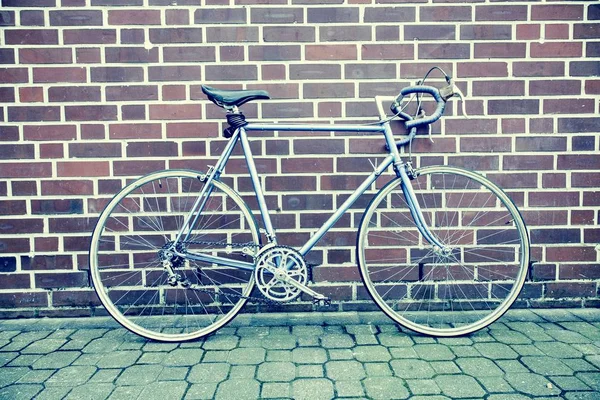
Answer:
[89,68,530,342]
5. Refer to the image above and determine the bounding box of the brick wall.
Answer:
[0,0,599,318]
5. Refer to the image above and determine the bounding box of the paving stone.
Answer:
[266,349,292,362]
[116,364,163,386]
[17,369,55,384]
[21,339,67,354]
[456,357,504,377]
[506,322,553,341]
[0,384,43,399]
[292,378,334,400]
[327,348,354,360]
[487,395,529,400]
[32,351,80,369]
[535,341,583,358]
[521,356,574,376]
[363,376,410,399]
[215,378,260,400]
[137,352,164,365]
[572,343,600,355]
[407,378,441,395]
[201,350,229,362]
[236,326,269,337]
[292,325,324,336]
[107,386,144,400]
[0,367,30,388]
[185,383,218,400]
[564,392,600,400]
[164,348,204,366]
[510,344,545,356]
[229,365,255,379]
[412,336,436,344]
[0,330,19,341]
[560,322,600,341]
[389,347,418,359]
[83,338,123,354]
[202,335,238,350]
[390,359,435,379]
[142,342,179,352]
[139,381,187,400]
[435,374,485,398]
[296,364,323,378]
[355,334,379,345]
[0,352,18,367]
[430,361,460,374]
[546,329,591,344]
[72,353,103,366]
[187,363,230,384]
[477,376,515,393]
[474,342,518,359]
[227,347,265,365]
[257,361,296,382]
[158,366,189,381]
[33,386,72,400]
[96,351,141,369]
[262,334,297,350]
[335,379,365,397]
[325,360,366,381]
[448,345,480,357]
[496,359,530,374]
[550,375,592,391]
[238,336,262,347]
[8,354,42,367]
[297,336,320,347]
[292,347,327,364]
[413,344,455,361]
[64,383,114,400]
[504,373,561,396]
[45,365,96,387]
[563,358,599,372]
[353,345,391,362]
[320,333,354,348]
[261,382,291,398]
[364,362,392,376]
[533,309,581,323]
[90,369,121,383]
[577,372,600,391]
[489,330,531,344]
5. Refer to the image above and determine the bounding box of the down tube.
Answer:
[298,155,395,256]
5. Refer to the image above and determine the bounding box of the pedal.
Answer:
[313,297,331,307]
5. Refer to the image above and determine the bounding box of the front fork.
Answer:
[397,163,448,252]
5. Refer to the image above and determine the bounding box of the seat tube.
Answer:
[239,127,277,243]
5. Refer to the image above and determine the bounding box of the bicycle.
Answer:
[89,68,530,342]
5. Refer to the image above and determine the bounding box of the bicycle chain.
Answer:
[179,242,316,306]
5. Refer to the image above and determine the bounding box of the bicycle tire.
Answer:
[89,169,260,342]
[357,165,529,336]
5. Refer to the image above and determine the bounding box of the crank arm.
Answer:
[279,276,329,302]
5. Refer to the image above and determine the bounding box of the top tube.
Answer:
[244,122,386,133]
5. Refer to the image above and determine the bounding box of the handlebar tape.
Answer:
[400,86,446,130]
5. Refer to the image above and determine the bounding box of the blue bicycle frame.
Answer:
[173,111,445,270]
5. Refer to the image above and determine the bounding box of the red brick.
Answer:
[31,199,83,215]
[460,137,510,153]
[163,46,215,62]
[165,9,189,25]
[294,139,345,154]
[0,293,46,308]
[50,10,102,26]
[108,9,161,25]
[123,105,146,121]
[149,28,203,43]
[546,282,595,298]
[23,125,76,141]
[126,142,178,157]
[0,126,19,141]
[109,123,162,139]
[305,45,357,61]
[19,48,72,64]
[0,162,52,178]
[106,85,158,101]
[5,29,58,44]
[69,142,121,158]
[91,67,143,82]
[49,86,101,102]
[165,122,219,138]
[457,62,507,78]
[22,255,72,271]
[304,82,354,99]
[476,5,527,21]
[0,87,15,102]
[39,143,63,159]
[362,44,413,60]
[266,176,316,191]
[105,47,159,63]
[545,24,570,40]
[148,66,202,81]
[41,180,94,195]
[121,28,145,44]
[515,137,566,152]
[35,272,88,289]
[33,67,86,83]
[0,200,26,215]
[544,99,595,115]
[57,161,110,177]
[531,42,583,58]
[529,192,579,207]
[0,48,15,64]
[149,104,202,120]
[307,7,357,23]
[20,10,44,26]
[516,24,540,40]
[0,144,34,159]
[113,160,165,176]
[421,5,471,22]
[474,43,526,58]
[574,24,600,39]
[264,26,314,43]
[249,45,301,61]
[282,158,333,173]
[473,80,524,96]
[76,48,101,63]
[573,173,600,188]
[205,65,256,81]
[0,68,28,83]
[532,5,583,21]
[65,105,117,121]
[8,106,61,122]
[194,8,247,24]
[220,46,244,62]
[488,99,539,115]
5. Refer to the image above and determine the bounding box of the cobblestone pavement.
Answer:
[1,309,599,399]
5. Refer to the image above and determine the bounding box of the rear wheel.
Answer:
[357,165,529,336]
[89,169,260,342]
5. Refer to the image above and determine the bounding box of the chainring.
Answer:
[254,246,308,302]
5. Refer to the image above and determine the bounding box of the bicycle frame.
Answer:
[173,116,444,270]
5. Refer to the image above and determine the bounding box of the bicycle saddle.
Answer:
[202,85,270,108]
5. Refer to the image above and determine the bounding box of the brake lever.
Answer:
[440,81,469,119]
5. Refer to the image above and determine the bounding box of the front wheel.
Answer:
[357,165,529,336]
[89,169,260,342]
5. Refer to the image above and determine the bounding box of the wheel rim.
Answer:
[359,166,529,336]
[90,170,259,341]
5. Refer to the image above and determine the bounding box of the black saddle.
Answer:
[202,85,270,108]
